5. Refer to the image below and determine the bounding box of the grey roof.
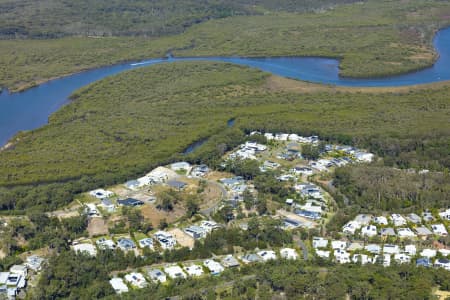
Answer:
[242,254,261,262]
[125,180,139,187]
[380,227,396,236]
[102,198,113,206]
[221,256,240,268]
[117,238,135,249]
[167,180,187,189]
[118,198,143,206]
[415,226,432,236]
[407,213,421,224]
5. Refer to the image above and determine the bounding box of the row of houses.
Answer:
[312,237,450,269]
[109,248,299,294]
[342,213,449,237]
[73,230,180,256]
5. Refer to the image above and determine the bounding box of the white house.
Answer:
[352,254,372,265]
[85,203,99,217]
[89,189,114,199]
[361,225,377,237]
[382,254,391,267]
[154,231,177,250]
[355,152,374,162]
[391,214,407,227]
[164,266,187,279]
[96,238,116,250]
[438,248,450,257]
[124,272,148,289]
[200,220,221,233]
[257,250,277,261]
[354,214,372,226]
[280,248,298,260]
[434,258,450,270]
[397,228,416,238]
[170,161,191,171]
[315,250,330,259]
[373,216,388,225]
[439,209,450,221]
[334,249,350,264]
[420,249,437,258]
[9,265,27,278]
[73,243,97,256]
[138,238,154,249]
[365,244,381,254]
[331,240,347,250]
[342,221,361,235]
[431,224,448,236]
[184,264,204,277]
[404,244,417,256]
[394,253,411,264]
[312,237,329,249]
[383,244,400,255]
[148,269,167,283]
[203,260,224,275]
[109,278,129,294]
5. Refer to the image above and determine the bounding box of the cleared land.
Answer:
[0,61,448,213]
[2,0,450,91]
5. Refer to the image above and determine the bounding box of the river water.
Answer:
[1,27,450,146]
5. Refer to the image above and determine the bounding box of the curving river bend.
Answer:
[1,27,450,146]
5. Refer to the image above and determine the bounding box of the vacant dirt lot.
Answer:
[199,182,224,210]
[87,218,109,237]
[141,204,186,227]
[168,228,195,249]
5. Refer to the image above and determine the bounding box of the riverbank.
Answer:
[2,0,450,92]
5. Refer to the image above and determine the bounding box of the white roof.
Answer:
[315,250,330,258]
[164,266,187,279]
[109,278,129,294]
[148,269,167,283]
[431,224,448,235]
[0,272,9,285]
[9,265,27,275]
[203,260,224,274]
[312,237,328,249]
[374,216,388,225]
[383,244,400,254]
[170,161,191,170]
[404,244,417,255]
[397,228,416,237]
[280,248,298,260]
[124,272,147,288]
[257,250,277,261]
[331,240,347,250]
[420,248,437,258]
[184,264,204,277]
[361,225,377,237]
[73,243,97,256]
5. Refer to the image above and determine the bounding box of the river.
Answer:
[1,27,450,146]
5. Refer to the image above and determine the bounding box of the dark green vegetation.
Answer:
[0,62,449,213]
[2,0,450,90]
[0,0,362,38]
[0,213,88,257]
[33,249,450,299]
[334,166,450,211]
